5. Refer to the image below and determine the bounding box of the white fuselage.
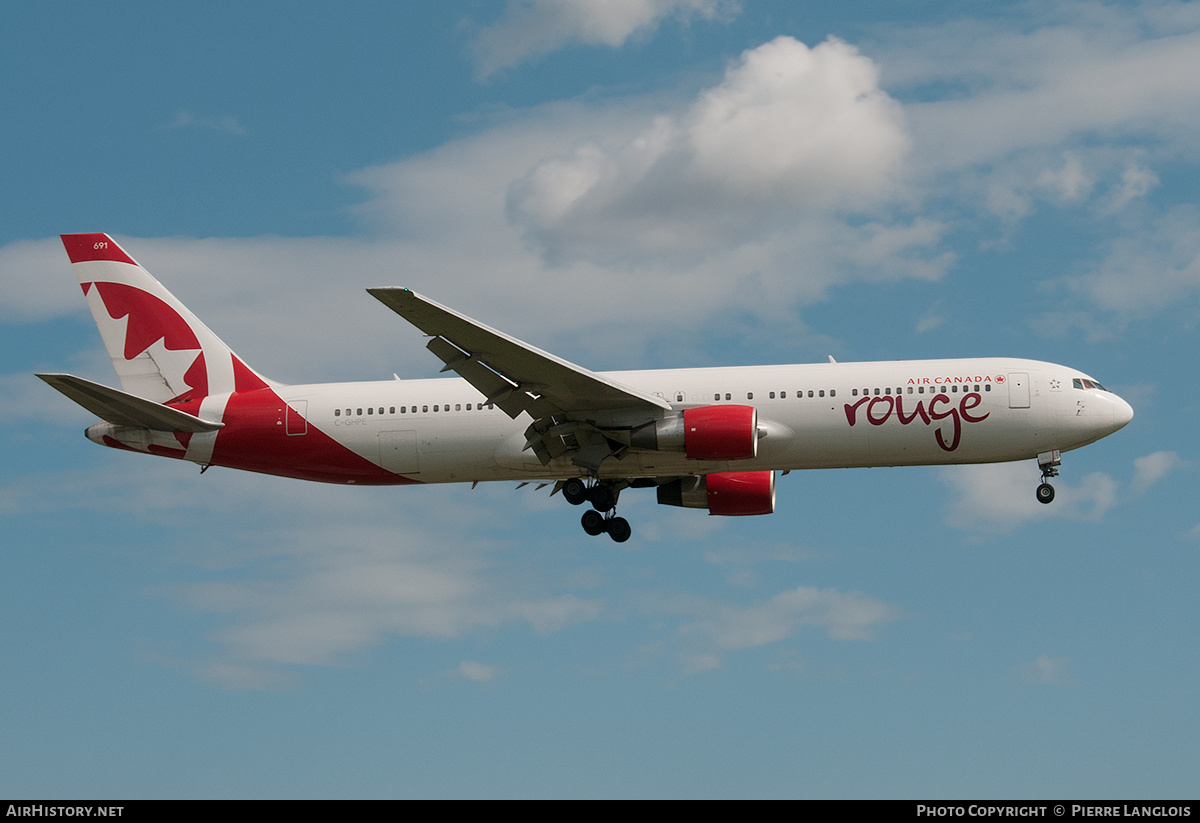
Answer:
[190,356,1129,485]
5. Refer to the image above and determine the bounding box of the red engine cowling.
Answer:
[630,405,758,460]
[656,471,776,516]
[683,405,758,460]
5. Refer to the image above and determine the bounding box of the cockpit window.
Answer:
[1073,377,1109,391]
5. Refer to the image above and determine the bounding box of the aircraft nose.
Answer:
[1112,395,1134,432]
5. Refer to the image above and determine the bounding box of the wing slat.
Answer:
[368,288,671,419]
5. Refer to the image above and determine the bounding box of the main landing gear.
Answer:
[562,478,631,543]
[1036,450,1061,505]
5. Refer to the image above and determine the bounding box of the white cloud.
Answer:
[1108,161,1159,211]
[472,0,737,76]
[915,303,945,333]
[1132,450,1185,493]
[191,660,294,691]
[893,6,1200,171]
[458,661,500,682]
[508,37,911,261]
[1065,206,1200,318]
[0,237,84,322]
[167,111,247,136]
[941,462,1118,534]
[0,460,601,688]
[179,525,602,674]
[1035,152,1094,203]
[672,585,898,672]
[867,2,1200,308]
[1018,654,1076,686]
[954,146,1162,231]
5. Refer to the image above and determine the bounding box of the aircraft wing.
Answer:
[36,373,224,433]
[367,288,672,420]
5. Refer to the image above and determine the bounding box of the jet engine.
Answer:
[656,471,776,516]
[630,405,758,460]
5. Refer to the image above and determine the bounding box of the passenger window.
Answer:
[368,407,373,415]
[819,390,825,397]
[725,393,731,401]
[830,389,836,397]
[334,409,340,417]
[747,392,753,400]
[769,392,775,399]
[356,408,363,415]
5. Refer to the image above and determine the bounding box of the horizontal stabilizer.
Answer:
[35,373,224,433]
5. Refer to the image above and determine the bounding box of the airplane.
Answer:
[38,233,1134,542]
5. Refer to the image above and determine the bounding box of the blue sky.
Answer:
[2,0,1197,798]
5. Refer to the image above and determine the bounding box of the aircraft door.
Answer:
[379,430,420,475]
[286,400,308,435]
[1008,373,1030,409]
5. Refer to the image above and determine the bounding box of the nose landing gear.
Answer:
[1036,450,1060,505]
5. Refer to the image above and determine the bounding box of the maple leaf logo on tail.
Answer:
[61,234,271,403]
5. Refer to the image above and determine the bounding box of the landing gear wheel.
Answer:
[563,478,588,506]
[581,509,606,536]
[605,516,631,543]
[1036,483,1055,505]
[588,484,616,512]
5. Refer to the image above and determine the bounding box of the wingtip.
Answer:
[367,287,420,309]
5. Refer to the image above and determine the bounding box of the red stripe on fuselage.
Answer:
[210,388,421,485]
